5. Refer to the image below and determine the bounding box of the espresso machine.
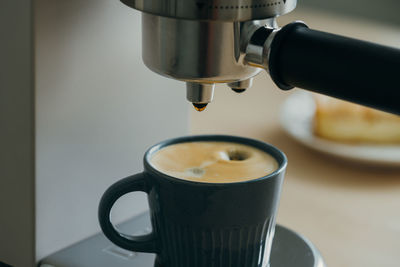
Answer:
[0,0,395,266]
[125,0,400,114]
[38,0,398,267]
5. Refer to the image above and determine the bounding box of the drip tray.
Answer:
[39,212,325,267]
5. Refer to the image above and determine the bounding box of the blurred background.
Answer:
[1,0,399,266]
[302,0,400,26]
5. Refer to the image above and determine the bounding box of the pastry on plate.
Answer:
[313,94,400,143]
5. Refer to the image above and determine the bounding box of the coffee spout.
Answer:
[186,82,215,108]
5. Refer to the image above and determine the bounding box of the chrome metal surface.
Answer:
[186,82,215,104]
[122,0,297,21]
[132,0,298,105]
[261,28,279,71]
[245,26,278,70]
[142,13,276,84]
[228,78,253,90]
[244,20,306,73]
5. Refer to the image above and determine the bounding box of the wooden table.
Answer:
[191,8,400,267]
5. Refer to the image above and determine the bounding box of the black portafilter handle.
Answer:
[268,22,400,115]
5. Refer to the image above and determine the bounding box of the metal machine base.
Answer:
[39,212,325,267]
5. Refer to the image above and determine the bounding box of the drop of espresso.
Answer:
[232,88,246,93]
[192,103,208,112]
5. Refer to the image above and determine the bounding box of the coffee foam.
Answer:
[150,141,278,183]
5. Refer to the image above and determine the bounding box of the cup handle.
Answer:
[98,173,159,253]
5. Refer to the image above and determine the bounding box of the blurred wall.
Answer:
[35,0,188,262]
[0,0,35,266]
[300,0,400,26]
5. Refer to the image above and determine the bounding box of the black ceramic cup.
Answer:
[98,135,287,267]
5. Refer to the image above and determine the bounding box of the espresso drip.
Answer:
[192,103,208,112]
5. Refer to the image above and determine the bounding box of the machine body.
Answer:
[122,0,400,114]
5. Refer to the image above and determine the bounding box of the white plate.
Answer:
[280,91,400,166]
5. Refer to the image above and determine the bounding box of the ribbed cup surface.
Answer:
[154,215,274,267]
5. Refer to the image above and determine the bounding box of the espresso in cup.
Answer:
[150,141,278,183]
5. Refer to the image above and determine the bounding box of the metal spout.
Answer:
[228,78,253,93]
[186,82,215,105]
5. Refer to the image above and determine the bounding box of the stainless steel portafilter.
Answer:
[122,0,400,114]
